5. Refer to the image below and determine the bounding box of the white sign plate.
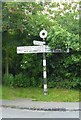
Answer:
[17,45,52,54]
[33,40,45,45]
[17,46,69,54]
[17,45,51,54]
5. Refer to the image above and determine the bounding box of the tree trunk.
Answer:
[5,51,9,76]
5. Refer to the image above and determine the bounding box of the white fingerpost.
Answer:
[40,29,48,95]
[17,30,69,96]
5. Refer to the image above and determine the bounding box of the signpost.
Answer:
[39,29,48,95]
[17,29,69,95]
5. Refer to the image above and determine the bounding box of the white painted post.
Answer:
[43,45,47,95]
[39,29,48,95]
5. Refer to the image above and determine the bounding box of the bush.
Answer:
[30,77,43,87]
[3,74,14,87]
[14,73,30,87]
[48,78,81,90]
[2,73,80,89]
[31,77,36,87]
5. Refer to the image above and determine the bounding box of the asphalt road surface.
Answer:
[1,107,80,118]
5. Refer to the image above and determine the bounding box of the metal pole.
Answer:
[43,38,47,95]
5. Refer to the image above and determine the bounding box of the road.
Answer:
[1,107,80,118]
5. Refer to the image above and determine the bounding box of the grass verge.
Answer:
[2,86,80,102]
[0,85,2,99]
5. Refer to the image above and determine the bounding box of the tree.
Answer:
[2,2,44,75]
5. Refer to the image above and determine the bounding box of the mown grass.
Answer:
[0,85,2,99]
[2,86,80,102]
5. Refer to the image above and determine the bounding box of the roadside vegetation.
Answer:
[0,86,2,99]
[2,86,80,102]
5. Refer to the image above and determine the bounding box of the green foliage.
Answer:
[47,53,81,90]
[48,80,81,89]
[3,74,14,87]
[14,73,27,87]
[47,2,79,35]
[47,25,79,51]
[14,74,38,87]
[3,72,80,89]
[3,73,43,88]
[55,12,79,35]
